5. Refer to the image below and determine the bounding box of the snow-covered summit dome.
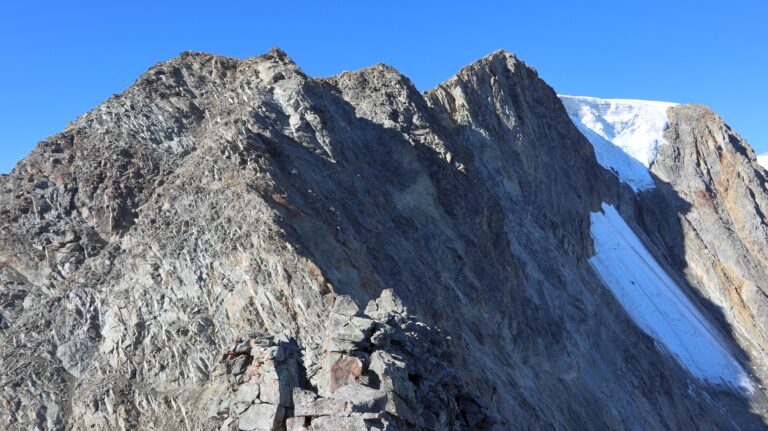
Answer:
[559,95,677,191]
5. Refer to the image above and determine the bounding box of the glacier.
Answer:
[758,153,768,170]
[589,203,752,392]
[560,95,676,191]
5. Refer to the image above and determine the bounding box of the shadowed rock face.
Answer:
[0,48,766,430]
[638,105,768,381]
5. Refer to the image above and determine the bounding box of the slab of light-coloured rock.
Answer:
[237,403,284,431]
[309,416,373,431]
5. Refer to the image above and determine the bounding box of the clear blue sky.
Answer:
[2,1,766,173]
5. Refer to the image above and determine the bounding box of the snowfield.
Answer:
[758,153,768,170]
[589,203,752,392]
[560,95,676,191]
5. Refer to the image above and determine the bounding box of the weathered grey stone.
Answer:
[215,398,231,418]
[327,318,368,353]
[220,417,235,431]
[349,317,375,335]
[285,417,309,431]
[231,355,250,375]
[364,289,406,322]
[259,377,290,407]
[369,324,395,347]
[383,392,423,428]
[369,352,415,403]
[329,355,364,393]
[292,388,349,417]
[237,403,283,431]
[309,416,370,431]
[333,296,360,317]
[328,384,387,412]
[291,388,319,414]
[251,336,275,348]
[234,382,261,404]
[234,341,252,354]
[232,401,251,415]
[263,345,285,362]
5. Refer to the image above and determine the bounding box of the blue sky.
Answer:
[2,1,766,173]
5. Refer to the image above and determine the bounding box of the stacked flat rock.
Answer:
[211,292,495,431]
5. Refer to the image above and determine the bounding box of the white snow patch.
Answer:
[560,95,677,191]
[589,203,752,392]
[758,153,768,170]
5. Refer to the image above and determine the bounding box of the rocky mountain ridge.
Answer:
[1,48,767,430]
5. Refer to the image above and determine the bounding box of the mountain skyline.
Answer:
[2,3,768,429]
[2,1,766,173]
[2,46,767,430]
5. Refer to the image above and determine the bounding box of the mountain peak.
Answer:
[2,48,768,430]
[263,46,295,64]
[458,48,526,74]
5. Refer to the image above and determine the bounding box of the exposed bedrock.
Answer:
[0,48,766,429]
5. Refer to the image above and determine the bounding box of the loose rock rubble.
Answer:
[211,292,496,431]
[212,332,299,430]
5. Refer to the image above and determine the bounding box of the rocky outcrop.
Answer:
[636,105,768,383]
[213,332,298,430]
[208,292,493,431]
[0,48,766,430]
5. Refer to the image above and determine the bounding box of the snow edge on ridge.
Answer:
[559,95,677,191]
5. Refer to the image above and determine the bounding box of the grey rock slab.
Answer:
[332,295,360,317]
[234,382,261,404]
[328,384,387,412]
[237,403,284,431]
[285,417,309,431]
[369,351,415,403]
[231,355,251,375]
[292,388,350,417]
[309,416,372,431]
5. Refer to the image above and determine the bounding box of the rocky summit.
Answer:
[1,48,768,430]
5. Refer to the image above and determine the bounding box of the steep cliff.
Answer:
[0,48,766,430]
[636,105,768,385]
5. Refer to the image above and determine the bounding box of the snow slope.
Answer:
[758,153,768,170]
[560,95,676,191]
[589,203,752,392]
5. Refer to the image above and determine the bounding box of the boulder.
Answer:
[237,403,284,431]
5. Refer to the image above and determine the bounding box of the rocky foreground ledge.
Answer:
[212,291,494,431]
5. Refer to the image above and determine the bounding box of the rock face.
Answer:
[212,292,473,431]
[637,105,768,383]
[0,48,767,429]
